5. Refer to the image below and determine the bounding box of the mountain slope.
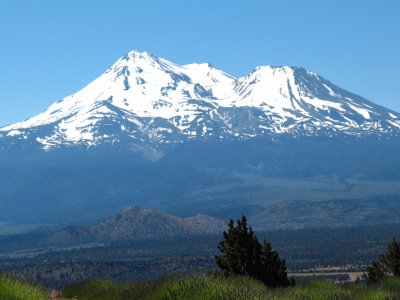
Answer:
[1,50,399,153]
[48,206,225,244]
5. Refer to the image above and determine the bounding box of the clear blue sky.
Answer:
[0,0,399,126]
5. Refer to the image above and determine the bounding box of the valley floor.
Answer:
[1,223,399,289]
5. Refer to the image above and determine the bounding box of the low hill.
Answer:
[48,206,225,244]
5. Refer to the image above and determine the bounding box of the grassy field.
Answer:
[1,272,400,300]
[0,274,49,300]
[61,274,400,300]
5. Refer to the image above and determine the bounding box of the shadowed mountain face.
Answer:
[0,50,399,227]
[47,206,225,244]
[1,137,399,226]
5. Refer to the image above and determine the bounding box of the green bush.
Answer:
[0,274,49,300]
[284,281,352,300]
[377,276,400,292]
[62,279,117,300]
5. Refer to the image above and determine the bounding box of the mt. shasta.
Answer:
[1,50,399,152]
[1,50,399,226]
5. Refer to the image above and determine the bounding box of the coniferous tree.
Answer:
[215,216,261,276]
[365,238,400,283]
[215,216,291,287]
[258,240,291,287]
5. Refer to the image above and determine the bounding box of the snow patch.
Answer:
[348,104,371,119]
[6,130,23,137]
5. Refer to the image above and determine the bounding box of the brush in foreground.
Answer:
[62,274,400,300]
[0,274,49,300]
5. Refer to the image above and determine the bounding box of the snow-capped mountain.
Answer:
[1,50,400,151]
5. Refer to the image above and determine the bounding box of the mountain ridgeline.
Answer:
[1,50,400,154]
[0,50,399,226]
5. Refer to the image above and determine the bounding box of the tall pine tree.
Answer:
[215,216,291,287]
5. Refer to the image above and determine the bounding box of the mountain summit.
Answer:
[1,50,399,152]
